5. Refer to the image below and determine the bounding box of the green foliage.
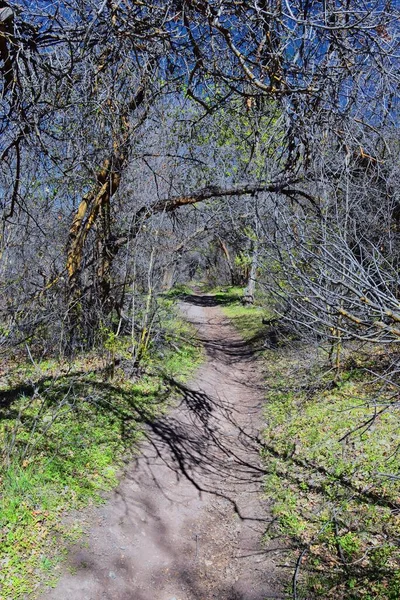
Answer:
[101,326,131,359]
[338,532,362,560]
[234,252,251,269]
[191,96,283,180]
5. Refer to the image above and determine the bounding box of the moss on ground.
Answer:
[0,304,202,599]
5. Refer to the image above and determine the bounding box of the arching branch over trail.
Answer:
[137,180,307,217]
[115,179,318,248]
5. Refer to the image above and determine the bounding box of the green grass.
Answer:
[210,285,273,341]
[0,306,202,599]
[262,347,400,599]
[222,302,269,340]
[211,285,244,304]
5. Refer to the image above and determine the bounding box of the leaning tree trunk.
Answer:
[64,92,144,351]
[218,237,236,286]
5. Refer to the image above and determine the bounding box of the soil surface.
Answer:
[42,299,285,600]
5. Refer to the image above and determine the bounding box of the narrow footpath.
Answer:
[43,298,284,600]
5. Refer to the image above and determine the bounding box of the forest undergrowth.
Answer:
[221,287,400,600]
[0,301,202,600]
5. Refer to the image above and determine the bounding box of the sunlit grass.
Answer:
[209,285,273,341]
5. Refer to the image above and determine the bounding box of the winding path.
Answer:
[43,299,284,600]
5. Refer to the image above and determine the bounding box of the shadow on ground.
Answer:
[39,298,287,600]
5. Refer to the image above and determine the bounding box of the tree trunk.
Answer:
[218,237,236,286]
[242,240,258,305]
[162,265,176,291]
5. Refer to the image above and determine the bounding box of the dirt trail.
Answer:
[42,299,284,600]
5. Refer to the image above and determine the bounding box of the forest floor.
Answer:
[40,297,285,600]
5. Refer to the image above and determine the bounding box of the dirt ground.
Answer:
[41,299,285,600]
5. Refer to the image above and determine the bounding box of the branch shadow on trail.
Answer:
[139,376,269,512]
[108,381,286,596]
[127,296,272,515]
[34,299,287,600]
